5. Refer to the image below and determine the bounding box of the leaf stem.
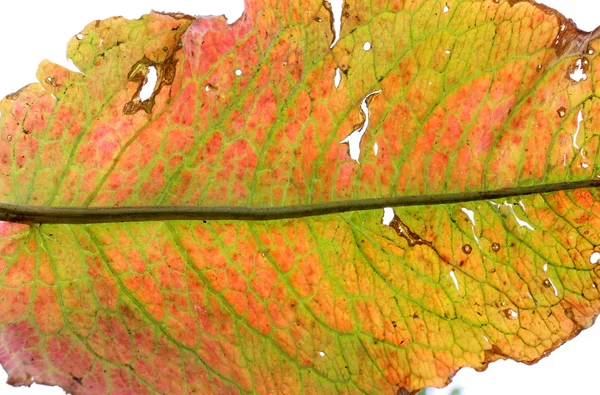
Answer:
[2,180,599,224]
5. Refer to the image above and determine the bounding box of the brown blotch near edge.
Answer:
[153,11,197,22]
[507,0,594,58]
[4,85,30,101]
[483,344,510,363]
[396,388,420,395]
[388,215,432,248]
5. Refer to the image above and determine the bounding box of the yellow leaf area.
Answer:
[1,0,600,393]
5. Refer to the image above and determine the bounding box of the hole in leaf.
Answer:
[334,67,341,88]
[503,308,518,320]
[383,211,432,248]
[382,207,394,225]
[123,55,178,115]
[574,109,584,150]
[490,201,535,231]
[460,207,480,248]
[569,58,588,82]
[340,90,381,162]
[325,0,342,48]
[45,77,58,87]
[449,270,460,291]
[140,66,157,101]
[543,278,559,296]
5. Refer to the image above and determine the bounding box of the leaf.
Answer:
[1,1,600,393]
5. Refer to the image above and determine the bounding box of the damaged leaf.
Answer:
[2,1,600,394]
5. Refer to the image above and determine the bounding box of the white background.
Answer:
[0,1,599,394]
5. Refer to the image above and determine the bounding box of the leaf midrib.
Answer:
[1,179,598,224]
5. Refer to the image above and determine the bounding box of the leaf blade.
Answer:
[2,1,600,393]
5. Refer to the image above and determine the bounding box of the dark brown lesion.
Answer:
[71,374,83,386]
[5,85,30,101]
[45,77,59,88]
[321,0,335,46]
[388,215,432,247]
[396,387,420,395]
[507,0,594,60]
[123,55,179,115]
[462,244,472,254]
[483,343,509,363]
[152,11,196,22]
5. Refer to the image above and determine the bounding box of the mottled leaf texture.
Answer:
[2,0,600,393]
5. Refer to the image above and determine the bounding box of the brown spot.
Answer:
[397,388,419,395]
[5,86,29,100]
[153,11,196,22]
[71,374,83,385]
[557,107,566,118]
[491,242,501,252]
[462,244,472,254]
[483,344,509,362]
[503,308,518,320]
[388,215,432,247]
[6,372,34,387]
[45,77,59,88]
[563,306,584,331]
[543,279,552,288]
[204,83,218,91]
